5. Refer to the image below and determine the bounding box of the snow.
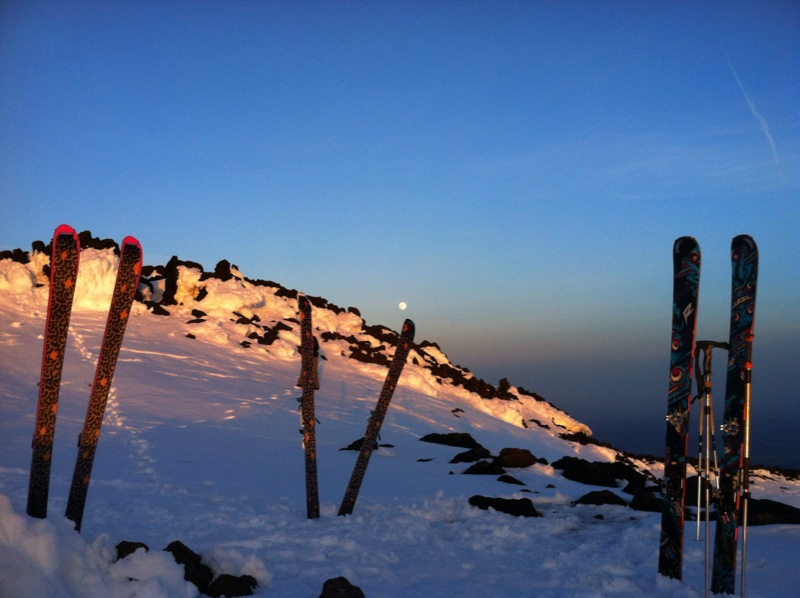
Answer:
[1,244,798,597]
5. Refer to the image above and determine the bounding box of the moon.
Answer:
[398,301,407,311]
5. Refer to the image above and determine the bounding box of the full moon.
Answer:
[398,301,407,310]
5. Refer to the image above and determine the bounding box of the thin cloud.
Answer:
[724,52,784,180]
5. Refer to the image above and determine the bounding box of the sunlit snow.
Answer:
[1,243,797,597]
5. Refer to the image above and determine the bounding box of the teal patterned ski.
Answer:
[658,236,700,579]
[711,235,758,594]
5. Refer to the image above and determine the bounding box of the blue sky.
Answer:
[1,1,798,463]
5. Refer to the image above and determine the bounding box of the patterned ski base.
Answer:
[65,237,142,531]
[27,225,81,519]
[339,319,415,516]
[711,235,758,595]
[298,295,319,519]
[658,236,700,579]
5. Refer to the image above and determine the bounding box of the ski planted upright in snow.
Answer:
[339,319,415,516]
[658,236,701,579]
[65,237,142,531]
[711,235,758,595]
[298,294,320,519]
[27,225,81,519]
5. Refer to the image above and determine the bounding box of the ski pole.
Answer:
[695,340,728,597]
[740,332,754,598]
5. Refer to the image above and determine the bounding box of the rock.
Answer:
[574,490,627,507]
[206,573,258,597]
[497,474,526,486]
[462,460,506,475]
[629,489,664,512]
[319,576,365,598]
[747,498,800,525]
[164,540,213,593]
[551,456,647,490]
[419,432,483,449]
[496,448,537,468]
[449,447,491,463]
[116,540,149,560]
[468,495,541,517]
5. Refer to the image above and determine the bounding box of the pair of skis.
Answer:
[658,235,758,595]
[296,295,415,519]
[26,225,143,532]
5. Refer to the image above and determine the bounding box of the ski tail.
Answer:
[27,225,81,519]
[711,235,758,594]
[65,237,142,531]
[298,294,320,519]
[658,236,700,579]
[339,319,415,516]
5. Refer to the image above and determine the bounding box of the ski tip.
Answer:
[54,224,78,237]
[121,236,142,248]
[731,234,757,252]
[673,236,699,253]
[298,294,311,311]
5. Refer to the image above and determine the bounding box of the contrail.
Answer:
[724,53,784,179]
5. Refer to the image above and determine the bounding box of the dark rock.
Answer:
[449,447,491,463]
[143,301,171,316]
[116,540,149,560]
[78,231,118,252]
[200,259,234,282]
[162,256,204,305]
[463,460,506,475]
[468,495,541,517]
[747,498,800,525]
[206,573,258,597]
[497,474,526,486]
[552,456,647,490]
[574,490,627,507]
[340,437,377,452]
[496,448,537,468]
[629,489,664,513]
[0,248,29,264]
[319,576,365,598]
[164,540,213,593]
[419,432,483,450]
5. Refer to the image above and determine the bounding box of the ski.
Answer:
[27,225,81,519]
[297,295,320,519]
[658,236,701,579]
[339,319,415,516]
[711,235,758,595]
[65,237,142,531]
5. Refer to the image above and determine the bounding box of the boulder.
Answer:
[468,495,541,517]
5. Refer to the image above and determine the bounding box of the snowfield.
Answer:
[1,239,798,597]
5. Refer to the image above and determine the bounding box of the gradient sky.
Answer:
[1,1,798,464]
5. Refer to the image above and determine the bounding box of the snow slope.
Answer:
[1,239,798,597]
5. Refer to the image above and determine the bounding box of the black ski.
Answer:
[339,319,415,516]
[658,236,701,579]
[65,237,142,531]
[711,235,758,594]
[27,225,81,519]
[298,295,319,519]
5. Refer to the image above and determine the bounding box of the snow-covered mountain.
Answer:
[1,233,798,598]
